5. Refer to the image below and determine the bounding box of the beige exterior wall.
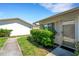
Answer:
[38,10,79,46]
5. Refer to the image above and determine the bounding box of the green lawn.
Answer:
[17,36,49,56]
[0,38,7,48]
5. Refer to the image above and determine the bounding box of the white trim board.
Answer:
[63,36,75,43]
[62,21,75,25]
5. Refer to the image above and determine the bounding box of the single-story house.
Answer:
[34,7,79,50]
[0,18,32,36]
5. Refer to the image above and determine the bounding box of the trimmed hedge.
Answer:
[0,29,12,37]
[30,29,56,47]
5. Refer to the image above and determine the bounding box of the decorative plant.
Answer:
[30,29,56,47]
[74,42,79,55]
[0,29,12,37]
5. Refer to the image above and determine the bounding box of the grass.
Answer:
[9,35,27,38]
[0,38,7,48]
[17,36,49,56]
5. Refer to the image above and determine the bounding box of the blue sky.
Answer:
[0,3,79,23]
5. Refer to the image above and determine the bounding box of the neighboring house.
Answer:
[0,18,32,36]
[32,23,40,29]
[34,7,79,50]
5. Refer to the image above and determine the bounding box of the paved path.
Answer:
[0,38,22,56]
[46,47,74,56]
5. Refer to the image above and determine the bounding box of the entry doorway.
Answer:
[62,21,75,49]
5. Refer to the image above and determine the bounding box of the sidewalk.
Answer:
[0,38,22,56]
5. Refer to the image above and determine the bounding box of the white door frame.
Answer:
[61,20,76,49]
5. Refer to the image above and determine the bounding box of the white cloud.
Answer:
[39,3,74,13]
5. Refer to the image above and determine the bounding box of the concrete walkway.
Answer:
[46,47,74,56]
[0,38,22,56]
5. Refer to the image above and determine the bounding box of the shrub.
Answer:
[0,29,12,37]
[74,42,79,55]
[30,29,56,47]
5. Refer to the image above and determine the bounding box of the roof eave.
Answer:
[34,7,79,24]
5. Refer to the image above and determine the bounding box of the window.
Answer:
[42,23,55,31]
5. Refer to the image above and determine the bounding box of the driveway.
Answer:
[0,38,22,56]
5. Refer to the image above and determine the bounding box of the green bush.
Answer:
[0,29,12,37]
[30,29,56,47]
[74,42,79,56]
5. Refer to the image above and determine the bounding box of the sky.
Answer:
[0,3,79,23]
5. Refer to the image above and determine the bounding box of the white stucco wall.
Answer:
[78,16,79,41]
[54,21,63,45]
[0,23,31,36]
[75,16,79,42]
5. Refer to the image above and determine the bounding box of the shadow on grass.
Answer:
[27,36,58,52]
